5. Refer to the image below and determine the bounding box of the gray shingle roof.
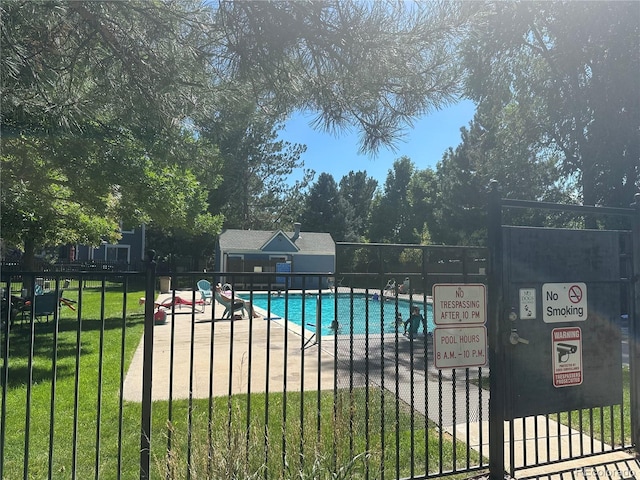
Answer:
[219,229,335,255]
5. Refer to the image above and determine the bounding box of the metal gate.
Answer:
[487,186,640,479]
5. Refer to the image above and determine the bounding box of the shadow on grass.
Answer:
[3,315,143,389]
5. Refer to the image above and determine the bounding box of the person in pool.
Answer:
[329,319,341,333]
[395,312,404,330]
[403,306,425,338]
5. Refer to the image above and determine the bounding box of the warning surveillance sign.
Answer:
[552,327,583,387]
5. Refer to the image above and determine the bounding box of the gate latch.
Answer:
[509,331,529,345]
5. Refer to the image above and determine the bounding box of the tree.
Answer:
[338,171,378,241]
[215,0,472,153]
[1,0,222,267]
[462,1,639,209]
[430,104,571,245]
[406,167,438,244]
[2,0,213,136]
[300,173,357,241]
[367,157,417,243]
[200,98,312,230]
[2,0,475,265]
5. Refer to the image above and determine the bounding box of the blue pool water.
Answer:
[245,293,434,336]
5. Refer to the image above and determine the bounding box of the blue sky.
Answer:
[278,99,476,186]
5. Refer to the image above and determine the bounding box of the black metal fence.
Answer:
[0,238,635,479]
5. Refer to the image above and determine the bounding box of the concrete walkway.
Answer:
[123,289,638,478]
[123,290,336,402]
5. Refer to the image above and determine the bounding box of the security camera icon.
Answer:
[557,343,577,363]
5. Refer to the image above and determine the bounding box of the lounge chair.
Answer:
[214,285,250,319]
[398,277,410,294]
[197,279,213,308]
[32,291,59,322]
[384,278,396,292]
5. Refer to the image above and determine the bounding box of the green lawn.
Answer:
[2,285,482,479]
[557,368,632,447]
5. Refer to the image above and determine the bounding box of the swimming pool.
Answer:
[245,292,434,336]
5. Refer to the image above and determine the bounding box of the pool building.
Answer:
[215,222,336,290]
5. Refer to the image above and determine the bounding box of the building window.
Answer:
[227,255,244,271]
[106,245,130,263]
[119,221,135,234]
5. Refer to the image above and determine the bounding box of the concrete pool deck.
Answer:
[123,289,340,402]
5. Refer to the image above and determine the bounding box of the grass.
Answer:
[149,389,482,479]
[557,368,632,447]
[1,284,482,479]
[2,282,146,479]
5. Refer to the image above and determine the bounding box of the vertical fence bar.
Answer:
[207,278,216,478]
[379,276,386,480]
[331,283,338,473]
[363,286,371,480]
[488,181,506,480]
[299,278,306,472]
[140,252,157,480]
[409,318,416,480]
[578,409,584,455]
[478,367,484,469]
[71,277,84,480]
[47,280,60,479]
[117,278,128,480]
[422,257,431,476]
[392,289,400,480]
[316,288,322,446]
[452,369,457,471]
[165,288,178,478]
[226,278,235,457]
[94,278,106,480]
[187,289,197,480]
[349,288,356,462]
[281,284,289,473]
[23,274,36,479]
[465,368,470,470]
[263,281,271,479]
[0,277,13,479]
[631,193,640,452]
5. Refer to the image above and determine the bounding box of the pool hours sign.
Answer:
[433,326,487,369]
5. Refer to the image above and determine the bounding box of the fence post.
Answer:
[631,193,640,454]
[140,250,157,480]
[487,181,505,480]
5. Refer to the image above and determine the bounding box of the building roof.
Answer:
[219,229,335,255]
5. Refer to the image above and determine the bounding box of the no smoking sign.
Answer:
[543,283,588,323]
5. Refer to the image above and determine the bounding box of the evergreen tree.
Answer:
[368,157,417,243]
[338,171,378,241]
[300,173,356,241]
[462,1,639,209]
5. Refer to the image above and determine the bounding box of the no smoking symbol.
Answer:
[568,285,582,304]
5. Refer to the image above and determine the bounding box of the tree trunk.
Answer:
[23,236,37,271]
